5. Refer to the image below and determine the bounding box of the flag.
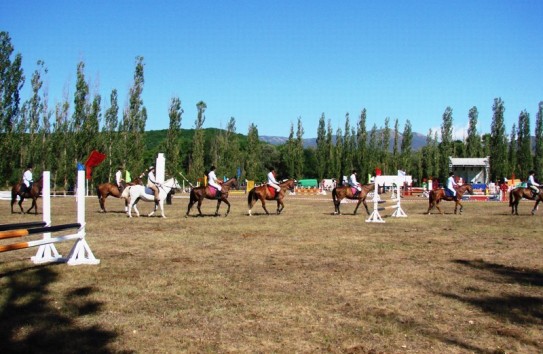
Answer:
[84,150,107,180]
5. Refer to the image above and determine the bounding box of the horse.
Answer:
[332,183,375,215]
[11,176,44,214]
[96,178,142,213]
[121,177,180,218]
[509,186,543,215]
[427,184,473,215]
[185,177,239,217]
[247,179,296,216]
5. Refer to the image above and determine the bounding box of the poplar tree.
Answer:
[356,109,368,180]
[245,123,262,181]
[534,102,543,178]
[333,127,344,182]
[465,106,482,157]
[325,119,334,177]
[101,89,119,181]
[508,124,517,179]
[367,124,379,177]
[51,99,71,191]
[516,110,532,178]
[400,119,413,174]
[0,31,25,185]
[189,100,206,182]
[127,56,147,174]
[164,97,183,175]
[283,123,295,177]
[342,113,354,174]
[72,61,90,164]
[315,113,327,180]
[223,117,242,179]
[27,60,46,166]
[379,118,390,174]
[439,107,454,180]
[294,117,304,179]
[391,118,400,172]
[490,98,508,181]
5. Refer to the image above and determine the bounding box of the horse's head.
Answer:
[465,184,473,195]
[283,179,296,192]
[227,177,239,190]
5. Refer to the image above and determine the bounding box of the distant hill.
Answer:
[260,131,428,150]
[144,128,429,150]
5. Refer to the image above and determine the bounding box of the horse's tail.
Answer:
[428,190,435,206]
[96,186,101,200]
[247,188,256,206]
[332,188,337,204]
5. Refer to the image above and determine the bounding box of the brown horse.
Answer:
[247,179,296,216]
[96,178,141,213]
[427,184,473,215]
[509,187,543,215]
[185,177,239,217]
[11,176,44,214]
[332,183,375,215]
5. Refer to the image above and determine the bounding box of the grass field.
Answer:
[1,193,542,353]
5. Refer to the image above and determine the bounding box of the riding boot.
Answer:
[216,191,222,199]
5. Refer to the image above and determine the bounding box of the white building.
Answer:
[449,156,490,184]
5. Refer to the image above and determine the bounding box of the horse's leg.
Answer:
[532,200,540,215]
[148,200,157,217]
[214,200,222,216]
[435,200,443,215]
[186,199,195,217]
[223,199,231,217]
[457,200,464,214]
[260,197,270,215]
[277,199,285,214]
[352,199,362,215]
[160,200,166,218]
[197,199,204,216]
[28,197,38,214]
[363,199,370,215]
[19,197,25,214]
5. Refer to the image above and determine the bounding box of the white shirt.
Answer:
[23,170,33,187]
[349,173,359,187]
[115,170,123,185]
[528,175,540,187]
[208,170,218,184]
[446,176,457,190]
[267,171,279,185]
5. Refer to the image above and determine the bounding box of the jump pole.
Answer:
[27,169,100,265]
[366,180,384,223]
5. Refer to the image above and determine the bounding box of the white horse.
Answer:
[121,178,180,218]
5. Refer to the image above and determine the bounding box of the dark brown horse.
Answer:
[185,177,239,217]
[96,178,141,213]
[427,184,473,215]
[509,186,543,215]
[247,179,296,216]
[332,183,375,215]
[11,176,44,214]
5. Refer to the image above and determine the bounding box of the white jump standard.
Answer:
[366,176,408,223]
[0,170,100,266]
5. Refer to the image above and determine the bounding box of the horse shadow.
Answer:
[0,264,117,353]
[186,213,223,218]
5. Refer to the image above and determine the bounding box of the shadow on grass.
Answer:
[0,265,123,354]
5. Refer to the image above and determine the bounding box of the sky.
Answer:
[3,1,543,139]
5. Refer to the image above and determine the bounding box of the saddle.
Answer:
[350,187,359,197]
[208,185,221,199]
[444,188,456,198]
[144,187,154,196]
[267,186,279,199]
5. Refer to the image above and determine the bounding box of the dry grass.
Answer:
[1,194,542,353]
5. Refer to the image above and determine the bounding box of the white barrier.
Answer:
[366,176,407,223]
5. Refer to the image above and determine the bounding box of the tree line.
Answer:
[1,31,543,191]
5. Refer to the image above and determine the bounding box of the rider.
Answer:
[348,169,362,196]
[267,167,281,198]
[446,171,458,200]
[527,170,540,198]
[207,165,222,198]
[115,166,124,192]
[20,163,34,196]
[140,165,160,203]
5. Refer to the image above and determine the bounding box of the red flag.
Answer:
[84,150,107,179]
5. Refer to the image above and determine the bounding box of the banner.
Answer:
[84,150,107,180]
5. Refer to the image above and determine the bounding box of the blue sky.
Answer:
[3,1,542,139]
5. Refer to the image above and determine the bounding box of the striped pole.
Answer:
[0,221,46,232]
[0,223,81,241]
